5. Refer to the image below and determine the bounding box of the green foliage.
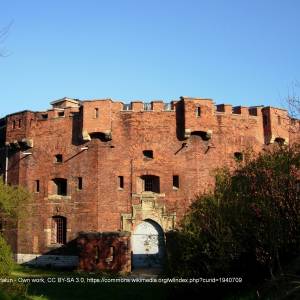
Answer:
[0,179,31,219]
[0,234,14,275]
[0,179,32,299]
[167,145,300,281]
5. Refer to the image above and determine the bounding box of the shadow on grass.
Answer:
[28,283,168,300]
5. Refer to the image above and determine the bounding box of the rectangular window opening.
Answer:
[58,111,65,117]
[78,177,83,190]
[52,178,67,196]
[18,119,22,128]
[41,114,48,120]
[118,176,124,189]
[52,216,67,244]
[55,154,63,163]
[94,108,99,118]
[35,180,40,193]
[173,175,179,189]
[143,150,153,159]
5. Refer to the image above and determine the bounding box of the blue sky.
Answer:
[1,0,300,117]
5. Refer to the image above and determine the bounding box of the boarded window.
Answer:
[143,150,153,159]
[52,216,67,244]
[118,176,124,189]
[78,177,83,190]
[173,175,179,189]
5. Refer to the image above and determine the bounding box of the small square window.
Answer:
[52,178,67,196]
[173,175,179,189]
[143,150,153,159]
[55,154,63,163]
[58,111,65,117]
[41,114,48,120]
[234,152,243,161]
[78,177,83,190]
[118,176,124,189]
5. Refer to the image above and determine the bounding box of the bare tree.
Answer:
[0,22,12,57]
[286,81,300,119]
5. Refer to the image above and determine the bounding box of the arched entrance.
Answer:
[132,219,165,269]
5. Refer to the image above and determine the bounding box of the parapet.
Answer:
[2,96,297,147]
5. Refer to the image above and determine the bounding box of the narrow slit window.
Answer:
[278,115,281,125]
[78,177,83,190]
[18,119,22,128]
[12,120,16,129]
[196,107,201,117]
[107,246,114,262]
[35,180,40,193]
[118,176,124,189]
[94,108,99,118]
[94,246,100,263]
[173,175,179,189]
[109,246,114,259]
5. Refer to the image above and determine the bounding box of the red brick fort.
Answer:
[0,96,297,271]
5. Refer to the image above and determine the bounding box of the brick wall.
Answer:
[1,96,299,258]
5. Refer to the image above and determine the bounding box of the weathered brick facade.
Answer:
[0,96,298,270]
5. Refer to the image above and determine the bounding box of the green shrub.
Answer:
[167,145,300,281]
[0,234,15,275]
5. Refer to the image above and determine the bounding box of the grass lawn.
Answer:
[28,282,168,300]
[10,265,169,300]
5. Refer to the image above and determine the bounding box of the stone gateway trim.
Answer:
[132,219,165,269]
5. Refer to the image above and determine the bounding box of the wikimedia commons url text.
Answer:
[0,277,243,284]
